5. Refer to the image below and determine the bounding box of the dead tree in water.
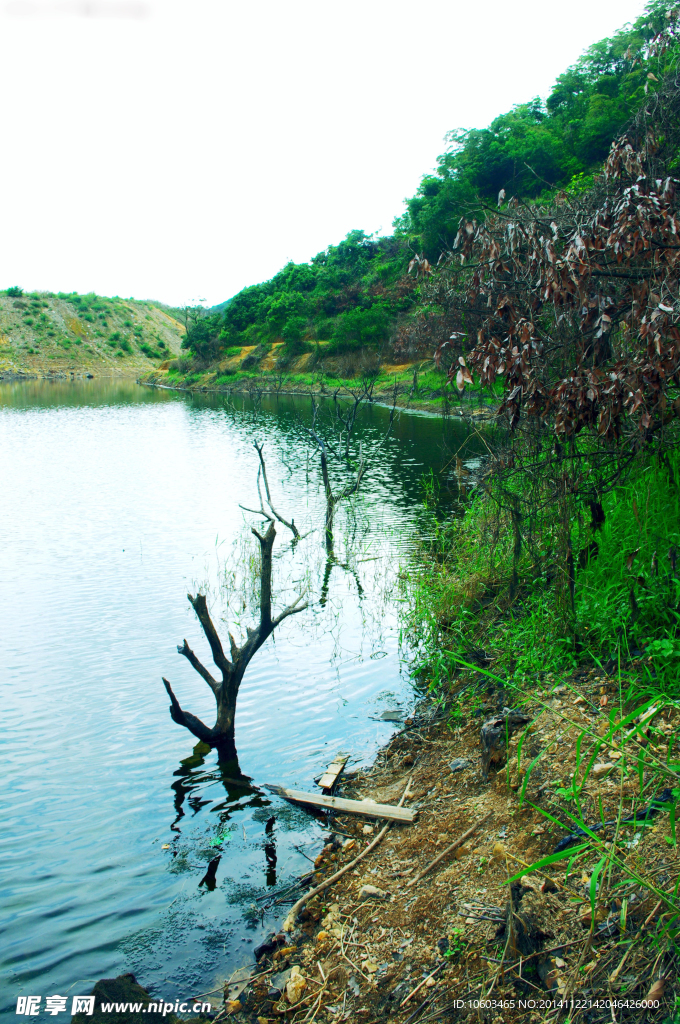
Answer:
[239,441,313,544]
[162,521,307,763]
[306,398,366,554]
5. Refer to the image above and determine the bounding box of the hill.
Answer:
[0,289,185,377]
[169,0,679,384]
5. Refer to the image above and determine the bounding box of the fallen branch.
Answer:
[400,962,446,1007]
[282,777,412,932]
[407,812,493,886]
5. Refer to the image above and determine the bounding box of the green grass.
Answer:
[406,449,680,694]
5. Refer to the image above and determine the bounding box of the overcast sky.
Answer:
[0,0,650,307]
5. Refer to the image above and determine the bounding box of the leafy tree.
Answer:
[331,304,390,351]
[397,0,680,258]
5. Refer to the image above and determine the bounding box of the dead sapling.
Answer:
[480,707,531,781]
[161,520,307,764]
[239,441,314,544]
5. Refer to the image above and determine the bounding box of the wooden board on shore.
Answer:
[316,756,348,791]
[266,785,416,823]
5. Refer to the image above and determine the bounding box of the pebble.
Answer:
[359,884,389,899]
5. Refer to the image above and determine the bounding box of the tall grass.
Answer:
[407,450,680,692]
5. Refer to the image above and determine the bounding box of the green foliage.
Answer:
[181,317,222,361]
[408,448,680,693]
[184,5,680,372]
[6,286,23,297]
[328,303,390,353]
[204,231,414,365]
[397,0,680,256]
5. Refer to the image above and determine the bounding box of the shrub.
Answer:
[168,357,192,374]
[328,304,389,353]
[6,286,23,297]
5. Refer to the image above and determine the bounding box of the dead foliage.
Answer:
[430,21,680,449]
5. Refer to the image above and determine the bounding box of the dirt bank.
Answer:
[218,670,679,1023]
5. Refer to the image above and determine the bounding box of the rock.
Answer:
[285,966,307,1005]
[519,874,544,894]
[359,884,388,899]
[362,824,374,835]
[70,974,186,1024]
[449,758,470,773]
[268,968,292,999]
[254,931,281,960]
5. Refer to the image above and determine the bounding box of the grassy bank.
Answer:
[138,353,501,419]
[408,450,680,692]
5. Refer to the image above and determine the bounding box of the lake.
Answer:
[0,379,480,1017]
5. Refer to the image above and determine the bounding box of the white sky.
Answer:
[0,0,650,307]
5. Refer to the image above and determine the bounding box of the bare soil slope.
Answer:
[0,291,185,377]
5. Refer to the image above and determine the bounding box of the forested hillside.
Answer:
[177,0,680,376]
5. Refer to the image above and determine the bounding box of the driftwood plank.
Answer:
[267,785,416,823]
[317,756,348,791]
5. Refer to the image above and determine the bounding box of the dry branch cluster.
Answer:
[433,65,680,450]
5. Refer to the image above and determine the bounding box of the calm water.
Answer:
[0,379,480,1016]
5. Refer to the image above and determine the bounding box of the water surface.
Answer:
[0,379,480,1015]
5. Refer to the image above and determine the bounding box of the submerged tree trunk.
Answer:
[162,521,306,761]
